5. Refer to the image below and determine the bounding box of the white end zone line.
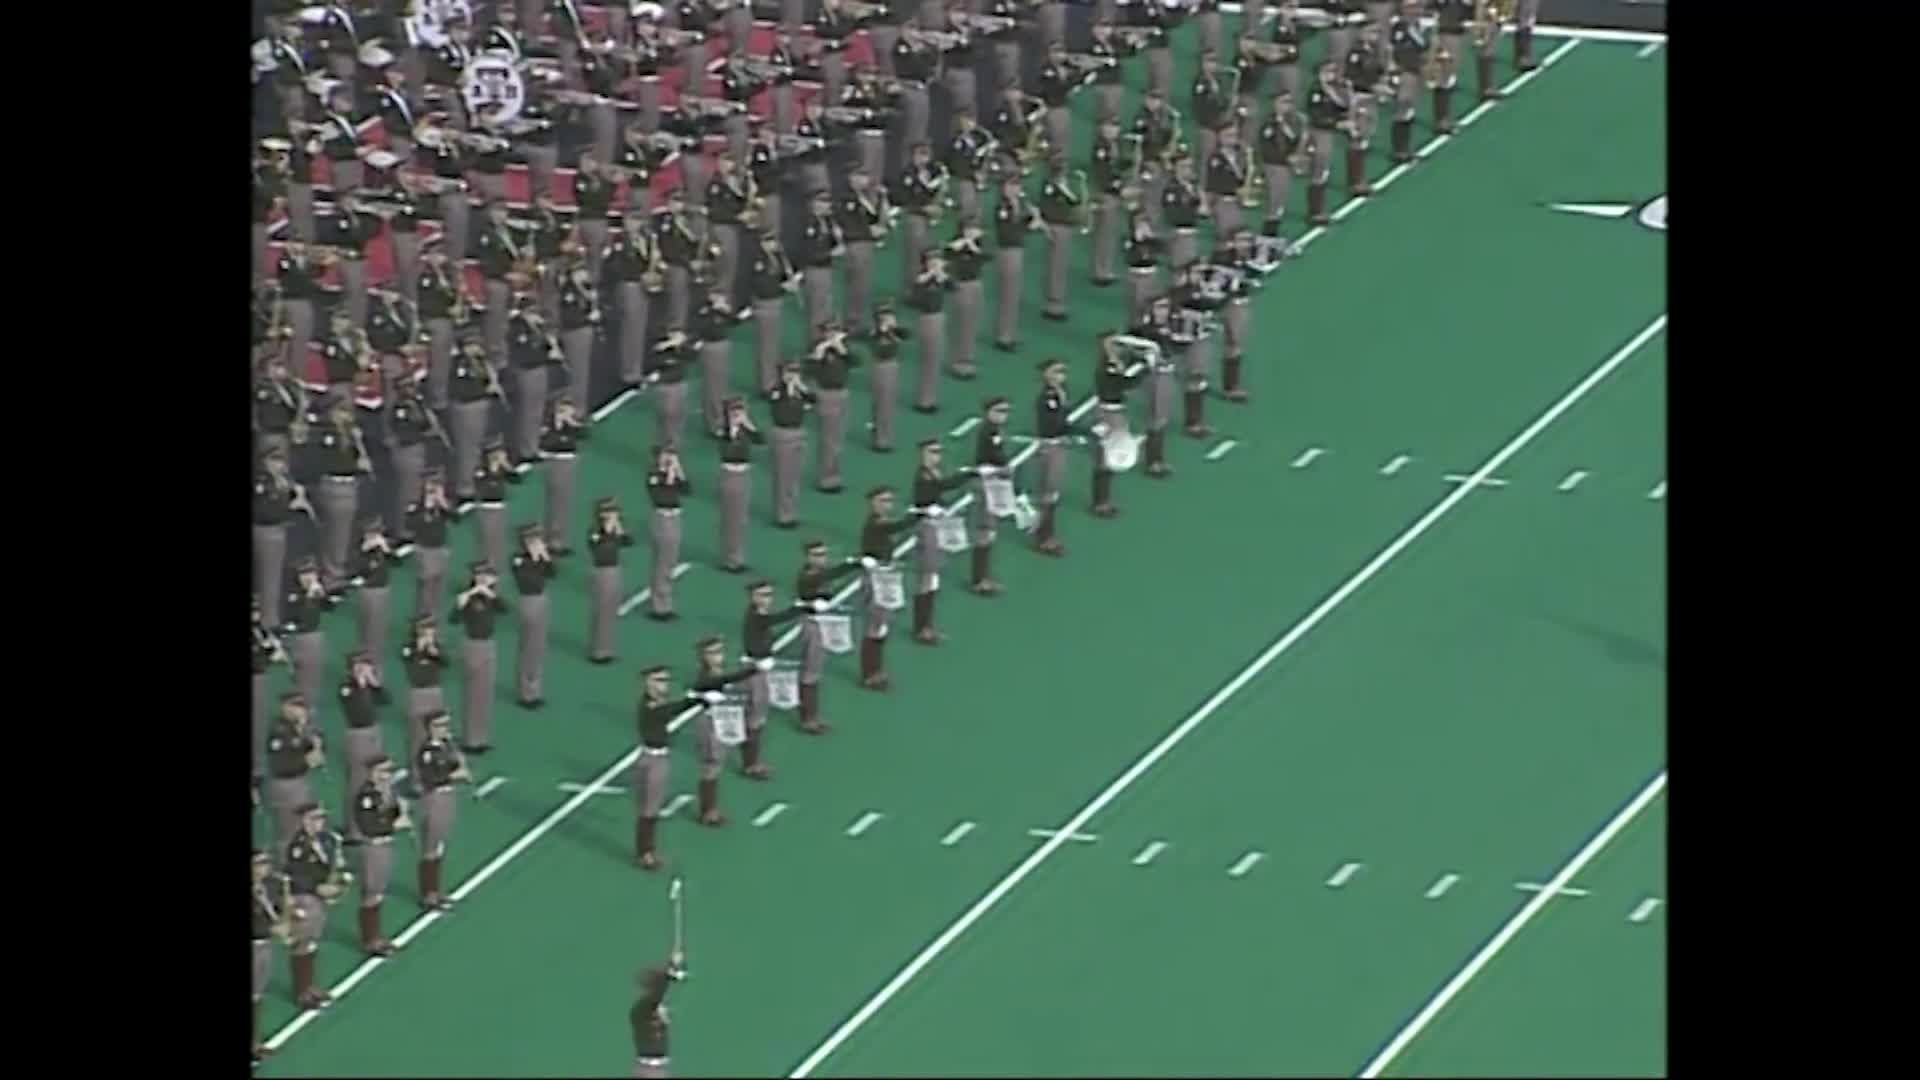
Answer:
[1358,768,1668,1077]
[786,313,1670,1078]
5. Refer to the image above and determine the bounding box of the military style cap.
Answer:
[349,650,374,665]
[748,579,773,591]
[252,849,271,863]
[484,435,508,451]
[471,560,495,573]
[280,691,306,704]
[595,496,618,511]
[809,188,831,202]
[643,664,671,678]
[984,396,1010,409]
[697,636,725,651]
[805,539,829,552]
[724,396,746,408]
[368,754,394,769]
[866,485,893,499]
[365,149,402,171]
[295,556,320,572]
[362,514,385,530]
[918,438,942,450]
[520,522,543,538]
[1039,357,1067,373]
[296,801,323,815]
[875,299,895,313]
[427,709,452,724]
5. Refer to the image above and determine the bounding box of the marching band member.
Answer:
[937,18,981,149]
[253,145,287,286]
[506,297,557,465]
[1195,0,1227,55]
[316,81,371,198]
[945,107,994,223]
[608,212,666,389]
[1038,156,1082,322]
[254,448,312,630]
[806,323,859,493]
[633,667,690,868]
[1268,1,1307,100]
[856,486,921,690]
[445,341,495,506]
[798,190,842,334]
[645,447,692,622]
[588,498,638,662]
[1133,294,1182,478]
[263,692,323,862]
[652,189,702,332]
[1515,0,1543,72]
[557,256,601,415]
[323,189,380,330]
[1161,155,1205,274]
[748,225,798,397]
[1233,27,1277,131]
[1369,0,1399,64]
[968,397,1013,595]
[320,308,363,403]
[767,360,816,529]
[1206,125,1252,239]
[351,756,408,957]
[1038,41,1092,158]
[420,119,473,263]
[540,397,589,554]
[1257,91,1304,240]
[988,84,1033,167]
[746,125,786,237]
[812,0,860,103]
[790,99,834,201]
[416,247,464,407]
[399,616,449,780]
[1304,61,1351,226]
[453,559,508,752]
[1343,26,1388,197]
[315,403,375,593]
[945,219,991,382]
[572,153,616,285]
[1086,20,1138,125]
[705,155,749,305]
[1130,89,1180,221]
[1090,333,1146,518]
[253,348,302,465]
[1089,120,1127,286]
[352,519,398,676]
[991,173,1037,352]
[1470,0,1508,103]
[427,11,476,129]
[1030,358,1073,556]
[1172,268,1221,440]
[1191,51,1234,191]
[373,55,417,165]
[512,524,558,708]
[1387,0,1429,165]
[742,581,809,763]
[477,202,527,363]
[338,651,391,845]
[869,303,910,451]
[275,242,324,364]
[1140,0,1183,96]
[910,249,959,411]
[1123,188,1163,325]
[528,198,571,324]
[415,710,472,910]
[715,398,764,572]
[794,541,866,732]
[1324,0,1365,61]
[284,803,342,1009]
[253,598,289,785]
[890,29,938,152]
[474,439,522,573]
[895,143,948,291]
[838,166,888,332]
[1432,0,1472,134]
[1217,229,1260,403]
[690,286,735,436]
[252,851,292,1063]
[908,439,974,645]
[986,0,1027,91]
[405,475,456,624]
[690,637,769,824]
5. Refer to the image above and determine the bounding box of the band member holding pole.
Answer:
[452,561,508,753]
[794,541,864,732]
[646,447,691,622]
[351,755,407,956]
[589,497,638,662]
[631,952,688,1076]
[415,710,471,911]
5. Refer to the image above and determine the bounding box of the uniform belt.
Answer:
[479,500,506,508]
[639,745,670,756]
[364,836,394,846]
[546,451,578,459]
[325,473,357,482]
[429,784,456,793]
[652,506,682,515]
[637,1057,669,1067]
[720,462,750,472]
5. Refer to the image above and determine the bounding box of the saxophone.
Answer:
[1236,145,1263,209]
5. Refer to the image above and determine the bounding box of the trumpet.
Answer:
[1114,26,1161,51]
[316,830,355,902]
[839,0,887,18]
[1237,36,1294,65]
[1422,40,1453,85]
[956,13,1016,36]
[775,132,829,157]
[822,104,884,127]
[900,26,967,51]
[728,55,796,83]
[551,87,644,112]
[660,28,708,50]
[1236,145,1263,209]
[264,872,297,943]
[943,229,986,258]
[1063,52,1119,78]
[679,94,748,119]
[1474,0,1517,50]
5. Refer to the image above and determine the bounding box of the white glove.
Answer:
[810,599,830,613]
[860,556,878,570]
[701,691,725,705]
[754,657,775,672]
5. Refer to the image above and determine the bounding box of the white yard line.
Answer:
[940,822,976,847]
[1514,881,1590,898]
[1635,41,1665,59]
[474,777,508,799]
[1326,862,1364,888]
[788,315,1670,1078]
[752,802,789,828]
[590,387,640,422]
[948,416,981,438]
[1628,897,1663,924]
[1557,470,1589,492]
[1381,455,1413,476]
[619,562,693,616]
[1358,770,1668,1077]
[1424,874,1461,900]
[1291,447,1326,469]
[1132,841,1167,866]
[1205,439,1238,461]
[1026,828,1099,844]
[1647,480,1666,500]
[1227,852,1266,878]
[846,812,883,837]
